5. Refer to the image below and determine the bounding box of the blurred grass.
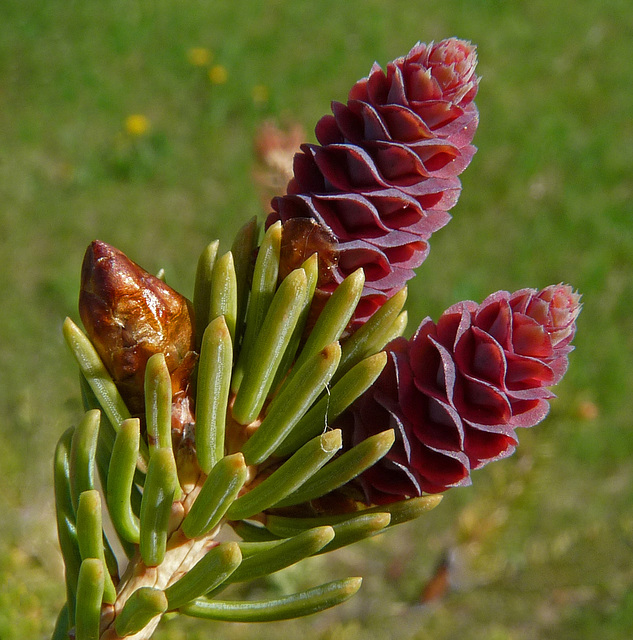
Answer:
[1,0,632,638]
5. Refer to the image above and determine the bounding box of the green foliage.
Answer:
[1,1,632,639]
[49,228,410,636]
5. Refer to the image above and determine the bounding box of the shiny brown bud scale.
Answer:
[79,240,196,422]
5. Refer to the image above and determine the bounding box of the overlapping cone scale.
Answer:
[268,38,480,327]
[343,284,581,505]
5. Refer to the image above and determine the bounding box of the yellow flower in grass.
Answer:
[208,64,228,84]
[125,114,150,137]
[188,47,212,67]
[252,84,269,105]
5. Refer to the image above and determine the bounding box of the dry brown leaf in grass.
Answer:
[252,120,306,209]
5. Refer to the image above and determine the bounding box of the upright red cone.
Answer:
[268,39,480,327]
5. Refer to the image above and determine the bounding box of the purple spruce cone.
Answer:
[343,285,581,504]
[268,38,480,327]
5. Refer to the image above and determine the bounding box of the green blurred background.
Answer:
[1,0,632,638]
